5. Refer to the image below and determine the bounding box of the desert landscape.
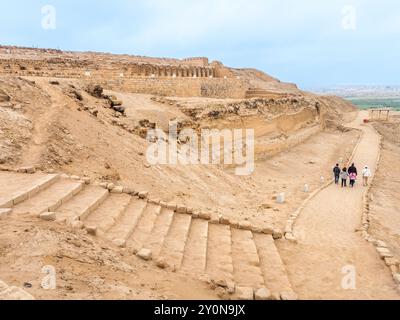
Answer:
[0,44,399,301]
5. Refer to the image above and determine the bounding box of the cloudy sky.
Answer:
[1,0,399,87]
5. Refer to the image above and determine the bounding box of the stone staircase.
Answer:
[0,170,297,300]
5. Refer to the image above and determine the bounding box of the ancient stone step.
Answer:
[0,173,60,208]
[105,198,148,247]
[231,229,265,289]
[254,233,295,298]
[12,178,83,215]
[83,193,131,236]
[181,218,209,276]
[56,185,109,223]
[0,280,35,300]
[143,208,175,258]
[158,213,192,270]
[126,203,162,253]
[206,224,234,282]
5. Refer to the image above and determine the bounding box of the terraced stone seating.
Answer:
[0,170,297,300]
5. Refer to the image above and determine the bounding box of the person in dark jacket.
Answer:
[333,164,341,185]
[348,163,358,175]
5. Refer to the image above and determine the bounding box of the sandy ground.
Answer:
[279,111,400,300]
[369,113,400,266]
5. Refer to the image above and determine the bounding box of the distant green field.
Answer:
[347,98,400,111]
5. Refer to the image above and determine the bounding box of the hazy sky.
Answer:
[1,0,399,87]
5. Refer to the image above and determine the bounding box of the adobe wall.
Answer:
[255,125,321,161]
[0,58,217,79]
[92,78,249,99]
[202,107,321,162]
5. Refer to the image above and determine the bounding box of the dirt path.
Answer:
[279,111,400,300]
[20,79,63,167]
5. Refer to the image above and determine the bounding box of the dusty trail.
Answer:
[280,111,400,300]
[20,79,63,167]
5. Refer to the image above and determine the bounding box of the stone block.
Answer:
[220,216,230,225]
[226,281,235,294]
[280,291,298,300]
[229,220,239,228]
[394,273,400,285]
[107,183,115,191]
[261,226,274,235]
[138,191,149,199]
[255,287,273,300]
[70,220,84,230]
[210,214,220,224]
[113,239,126,248]
[155,258,169,269]
[273,229,283,240]
[167,203,177,211]
[99,182,108,189]
[285,233,297,242]
[12,192,29,205]
[122,187,135,195]
[17,166,35,174]
[159,201,168,208]
[0,208,12,219]
[376,240,388,248]
[235,287,254,300]
[192,211,199,219]
[238,221,252,231]
[379,251,394,259]
[111,186,123,194]
[199,212,211,220]
[377,247,391,254]
[148,199,161,205]
[0,286,35,300]
[176,205,187,214]
[137,248,153,261]
[86,226,97,236]
[39,212,56,221]
[276,193,285,204]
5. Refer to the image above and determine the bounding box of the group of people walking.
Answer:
[333,163,372,188]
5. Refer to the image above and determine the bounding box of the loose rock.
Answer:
[255,287,273,300]
[40,212,56,221]
[235,287,254,300]
[137,248,153,261]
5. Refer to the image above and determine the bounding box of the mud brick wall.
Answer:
[95,78,249,99]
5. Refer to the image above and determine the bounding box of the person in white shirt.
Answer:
[362,166,372,186]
